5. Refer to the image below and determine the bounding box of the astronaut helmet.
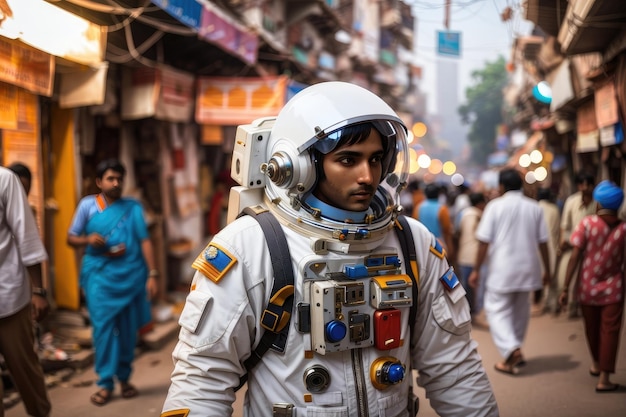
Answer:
[264,81,409,238]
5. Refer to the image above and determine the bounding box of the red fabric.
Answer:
[570,215,626,305]
[580,303,623,373]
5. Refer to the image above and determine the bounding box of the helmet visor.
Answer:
[309,119,398,155]
[310,119,410,204]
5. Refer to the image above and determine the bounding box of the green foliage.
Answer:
[458,56,507,166]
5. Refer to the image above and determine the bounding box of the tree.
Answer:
[458,56,507,166]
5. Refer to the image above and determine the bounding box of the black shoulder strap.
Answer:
[395,215,419,326]
[235,206,295,391]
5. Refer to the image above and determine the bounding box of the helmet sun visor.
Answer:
[310,120,398,155]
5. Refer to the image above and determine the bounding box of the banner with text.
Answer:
[195,76,287,125]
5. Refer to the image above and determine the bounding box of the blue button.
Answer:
[345,264,368,278]
[325,320,347,343]
[386,363,405,383]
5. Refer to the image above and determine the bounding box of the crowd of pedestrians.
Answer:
[1,149,624,417]
[407,169,624,394]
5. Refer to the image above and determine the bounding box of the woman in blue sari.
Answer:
[68,159,159,406]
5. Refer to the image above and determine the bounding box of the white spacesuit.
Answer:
[161,82,498,417]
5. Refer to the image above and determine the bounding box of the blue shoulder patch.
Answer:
[439,267,460,292]
[429,238,445,259]
[192,243,237,283]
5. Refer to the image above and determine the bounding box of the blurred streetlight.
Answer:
[428,159,442,175]
[451,173,465,186]
[442,161,456,176]
[530,150,543,164]
[519,153,531,168]
[534,166,547,181]
[412,122,428,138]
[418,154,431,168]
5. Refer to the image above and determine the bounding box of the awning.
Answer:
[524,0,568,37]
[0,0,106,66]
[549,59,574,112]
[558,0,626,55]
[576,100,599,153]
[152,0,259,65]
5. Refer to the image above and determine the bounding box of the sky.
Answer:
[410,0,533,114]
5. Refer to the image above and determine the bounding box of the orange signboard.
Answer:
[195,76,287,125]
[0,37,53,96]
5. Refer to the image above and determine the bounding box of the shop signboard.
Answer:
[121,66,195,122]
[195,75,287,125]
[151,0,202,30]
[437,30,461,58]
[0,0,106,66]
[0,38,53,96]
[199,8,258,65]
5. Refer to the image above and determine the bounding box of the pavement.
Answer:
[4,308,626,417]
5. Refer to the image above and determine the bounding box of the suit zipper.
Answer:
[352,348,369,417]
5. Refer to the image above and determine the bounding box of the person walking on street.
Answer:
[559,180,625,393]
[0,166,51,417]
[162,82,498,417]
[469,169,550,375]
[7,162,32,196]
[456,192,488,327]
[414,183,456,262]
[559,171,596,318]
[67,159,159,406]
[535,188,561,315]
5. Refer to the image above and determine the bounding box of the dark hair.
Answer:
[457,183,469,193]
[313,122,394,182]
[537,187,552,201]
[499,169,522,191]
[469,192,486,206]
[574,171,595,185]
[407,180,421,192]
[96,158,126,179]
[8,162,31,181]
[424,183,440,199]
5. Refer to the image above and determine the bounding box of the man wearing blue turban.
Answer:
[559,180,625,392]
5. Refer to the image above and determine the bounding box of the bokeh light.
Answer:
[451,173,465,186]
[442,161,457,176]
[525,171,536,184]
[530,150,543,164]
[417,154,431,168]
[412,122,428,138]
[428,159,442,175]
[519,154,531,168]
[534,166,547,181]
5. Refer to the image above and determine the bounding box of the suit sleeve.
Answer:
[162,217,270,417]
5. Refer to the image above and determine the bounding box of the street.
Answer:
[6,312,626,417]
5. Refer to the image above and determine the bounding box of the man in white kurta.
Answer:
[0,166,51,417]
[469,169,550,374]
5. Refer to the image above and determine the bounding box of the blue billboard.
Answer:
[437,31,461,58]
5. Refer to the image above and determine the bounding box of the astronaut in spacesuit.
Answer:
[161,82,498,417]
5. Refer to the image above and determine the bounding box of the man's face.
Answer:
[314,129,384,212]
[96,168,123,201]
[578,180,593,196]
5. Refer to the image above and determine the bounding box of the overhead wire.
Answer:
[58,0,196,35]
